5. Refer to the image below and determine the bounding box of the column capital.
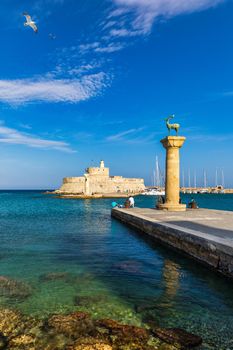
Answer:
[160,136,186,149]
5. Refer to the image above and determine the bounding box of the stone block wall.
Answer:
[59,177,85,194]
[112,209,233,280]
[57,161,145,195]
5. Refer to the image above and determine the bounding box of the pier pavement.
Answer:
[112,208,233,279]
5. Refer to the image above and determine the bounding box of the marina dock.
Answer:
[112,207,233,279]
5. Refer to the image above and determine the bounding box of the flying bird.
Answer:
[23,13,38,33]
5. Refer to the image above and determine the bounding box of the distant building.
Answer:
[57,160,145,195]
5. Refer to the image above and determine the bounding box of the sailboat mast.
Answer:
[155,156,160,188]
[153,170,156,187]
[151,174,154,187]
[215,168,218,187]
[194,171,197,189]
[188,169,191,189]
[182,170,185,188]
[204,170,207,188]
[221,169,225,188]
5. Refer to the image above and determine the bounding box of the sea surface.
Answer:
[0,191,233,349]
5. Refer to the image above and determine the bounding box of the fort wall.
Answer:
[57,161,145,195]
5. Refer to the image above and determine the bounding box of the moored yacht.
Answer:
[142,188,165,196]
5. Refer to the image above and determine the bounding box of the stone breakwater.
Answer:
[53,193,131,199]
[112,208,233,279]
[0,308,202,350]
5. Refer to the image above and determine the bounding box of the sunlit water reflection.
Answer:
[0,191,233,349]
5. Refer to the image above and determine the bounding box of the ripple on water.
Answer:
[0,191,233,349]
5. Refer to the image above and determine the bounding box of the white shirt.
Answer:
[129,197,135,207]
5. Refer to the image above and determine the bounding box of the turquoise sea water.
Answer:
[0,191,233,349]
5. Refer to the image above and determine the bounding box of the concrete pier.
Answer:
[112,207,233,279]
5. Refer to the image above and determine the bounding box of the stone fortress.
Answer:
[56,160,145,196]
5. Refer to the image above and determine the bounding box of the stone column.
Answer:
[158,136,186,211]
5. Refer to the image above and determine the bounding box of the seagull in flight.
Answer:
[23,13,38,33]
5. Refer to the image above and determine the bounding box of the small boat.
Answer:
[198,189,209,194]
[142,188,165,196]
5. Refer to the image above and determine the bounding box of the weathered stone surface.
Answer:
[158,136,186,212]
[57,160,145,196]
[0,309,45,349]
[66,337,112,350]
[0,276,32,300]
[0,309,23,338]
[96,319,149,343]
[47,311,94,338]
[151,327,202,349]
[36,333,68,350]
[0,307,199,350]
[9,334,35,349]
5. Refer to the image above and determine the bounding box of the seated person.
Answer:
[129,196,135,208]
[111,201,118,208]
[124,199,130,208]
[188,198,198,209]
[156,195,165,208]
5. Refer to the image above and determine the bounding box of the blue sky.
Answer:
[0,0,232,189]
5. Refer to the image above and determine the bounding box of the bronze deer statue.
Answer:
[165,115,180,135]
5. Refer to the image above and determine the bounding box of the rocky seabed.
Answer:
[0,275,203,350]
[0,308,202,350]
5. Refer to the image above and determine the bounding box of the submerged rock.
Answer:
[9,334,35,349]
[0,333,7,350]
[66,337,112,350]
[0,276,32,300]
[112,260,143,274]
[36,333,68,350]
[0,309,23,338]
[47,311,94,338]
[39,272,71,283]
[75,273,96,285]
[74,295,109,307]
[0,308,44,349]
[96,319,149,345]
[0,307,200,350]
[151,327,202,349]
[134,302,158,314]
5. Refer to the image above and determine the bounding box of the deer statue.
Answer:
[165,115,180,135]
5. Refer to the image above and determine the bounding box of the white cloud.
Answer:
[19,123,32,130]
[221,91,233,97]
[67,64,100,76]
[106,127,166,144]
[189,133,233,142]
[107,128,144,141]
[0,73,108,105]
[79,42,101,53]
[0,124,74,153]
[95,43,125,53]
[79,41,124,54]
[112,0,225,35]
